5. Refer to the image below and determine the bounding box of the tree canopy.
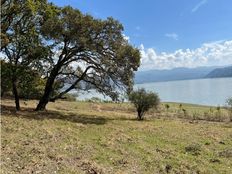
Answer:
[36,6,141,110]
[1,0,50,110]
[0,60,46,99]
[1,1,141,111]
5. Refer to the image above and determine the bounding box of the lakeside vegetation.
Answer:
[1,98,232,173]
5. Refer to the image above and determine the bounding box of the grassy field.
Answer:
[1,99,232,174]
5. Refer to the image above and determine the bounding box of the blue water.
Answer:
[76,78,232,106]
[135,78,232,106]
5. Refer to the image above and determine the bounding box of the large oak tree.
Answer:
[36,6,141,110]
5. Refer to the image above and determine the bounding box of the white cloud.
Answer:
[139,40,232,71]
[191,0,207,13]
[165,33,178,40]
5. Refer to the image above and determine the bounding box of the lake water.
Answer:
[76,78,232,106]
[135,78,232,106]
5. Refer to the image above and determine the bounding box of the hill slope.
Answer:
[205,66,232,78]
[1,99,232,174]
[135,66,218,84]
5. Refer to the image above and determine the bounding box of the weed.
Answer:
[185,143,201,156]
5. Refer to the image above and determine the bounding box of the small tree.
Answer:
[165,104,170,111]
[129,88,160,120]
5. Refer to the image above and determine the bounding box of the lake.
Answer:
[135,77,232,106]
[75,78,232,106]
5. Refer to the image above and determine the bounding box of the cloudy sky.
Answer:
[50,0,232,70]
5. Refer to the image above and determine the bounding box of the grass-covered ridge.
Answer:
[1,99,232,173]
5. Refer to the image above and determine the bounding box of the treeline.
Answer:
[1,0,141,111]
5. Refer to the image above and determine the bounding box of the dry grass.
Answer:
[1,99,232,173]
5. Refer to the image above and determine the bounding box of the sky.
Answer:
[50,0,232,70]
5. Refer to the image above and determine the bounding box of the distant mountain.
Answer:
[205,66,232,78]
[135,66,220,84]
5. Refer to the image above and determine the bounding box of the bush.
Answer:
[165,104,170,111]
[128,88,160,120]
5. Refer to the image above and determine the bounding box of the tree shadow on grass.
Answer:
[1,104,107,125]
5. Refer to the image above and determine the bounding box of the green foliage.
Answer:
[18,71,46,100]
[1,0,51,110]
[185,143,201,156]
[1,60,45,99]
[1,0,50,61]
[216,106,221,111]
[0,60,12,96]
[165,104,170,111]
[129,88,160,120]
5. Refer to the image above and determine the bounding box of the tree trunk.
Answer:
[1,90,5,97]
[35,66,59,111]
[137,110,143,120]
[35,76,55,111]
[12,78,20,110]
[35,88,51,111]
